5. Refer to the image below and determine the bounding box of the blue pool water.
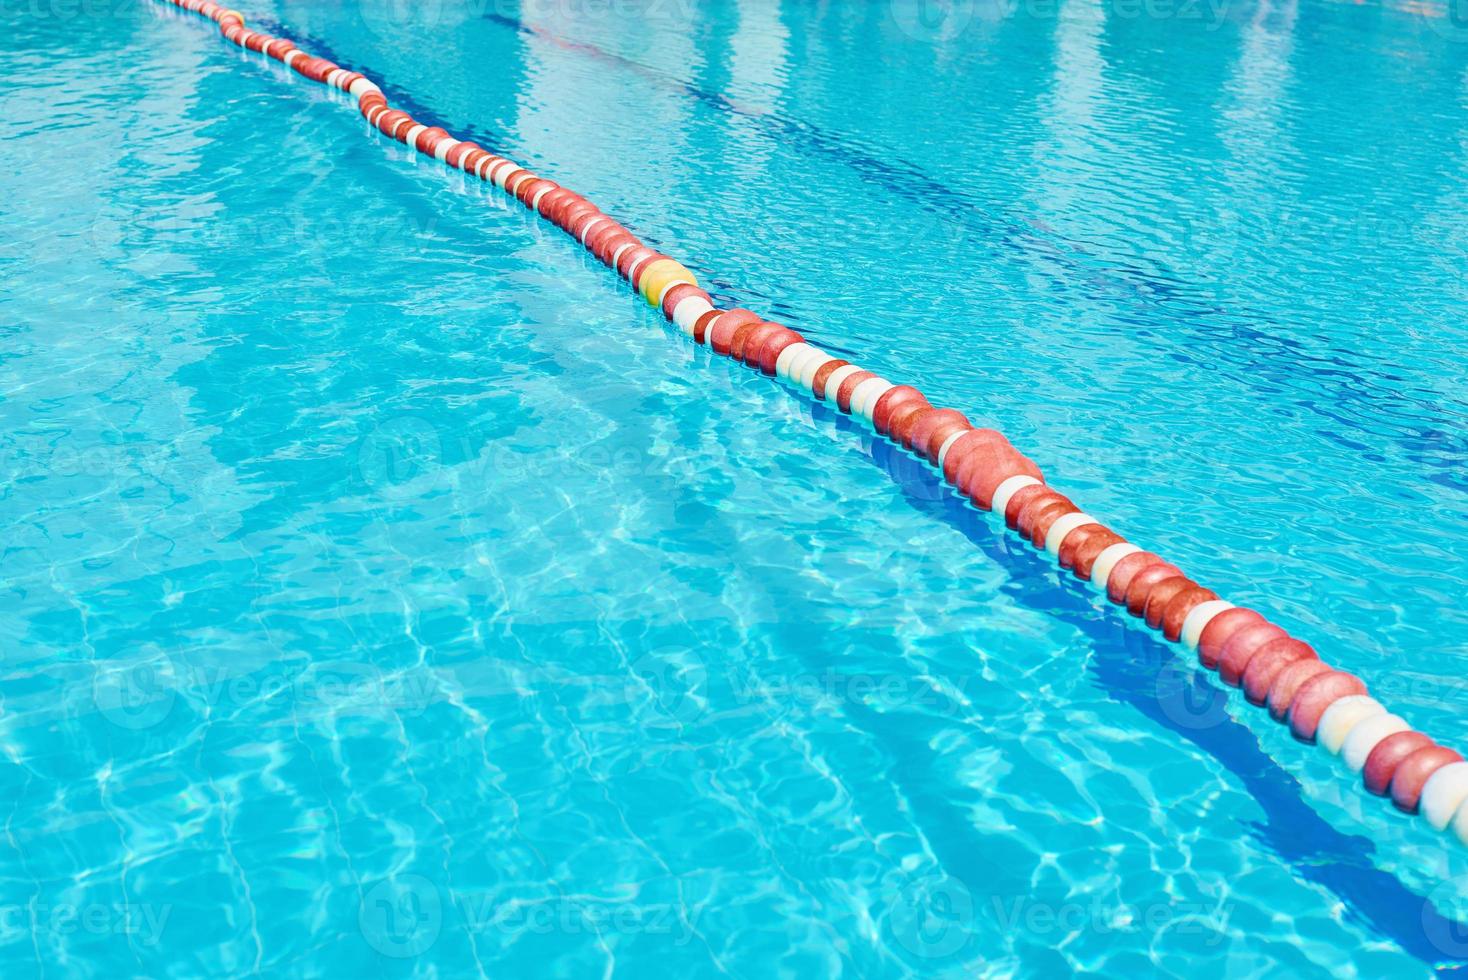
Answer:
[4,0,1468,974]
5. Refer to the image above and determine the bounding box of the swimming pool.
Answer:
[4,0,1468,974]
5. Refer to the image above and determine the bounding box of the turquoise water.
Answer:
[3,0,1468,974]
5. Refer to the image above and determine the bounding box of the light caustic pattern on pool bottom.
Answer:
[2,1,1468,979]
[158,0,1468,852]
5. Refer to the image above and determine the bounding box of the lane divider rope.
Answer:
[158,0,1468,849]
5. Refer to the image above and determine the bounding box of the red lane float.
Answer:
[1366,731,1436,796]
[1391,746,1465,814]
[1240,638,1316,706]
[1159,586,1215,642]
[1217,622,1289,687]
[156,0,1468,850]
[1287,671,1368,743]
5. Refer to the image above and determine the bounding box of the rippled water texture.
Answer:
[3,0,1467,975]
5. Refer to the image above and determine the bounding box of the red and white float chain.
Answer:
[158,0,1468,847]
